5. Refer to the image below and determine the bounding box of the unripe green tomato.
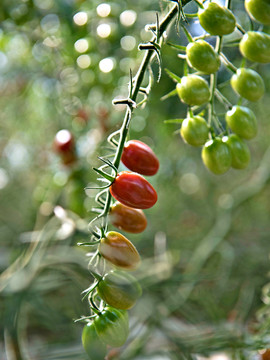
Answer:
[240,31,270,64]
[225,106,257,140]
[186,40,220,74]
[198,2,236,36]
[94,307,129,348]
[230,68,265,102]
[223,134,250,169]
[180,116,209,146]
[97,270,142,310]
[176,75,210,106]
[82,323,107,359]
[202,137,232,175]
[245,0,270,25]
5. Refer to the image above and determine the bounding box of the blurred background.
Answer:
[1,0,270,359]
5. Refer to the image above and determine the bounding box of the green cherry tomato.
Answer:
[186,40,220,74]
[223,134,250,170]
[82,322,107,359]
[94,307,129,348]
[225,106,257,140]
[202,137,232,175]
[176,75,210,106]
[180,116,209,146]
[97,270,142,310]
[240,31,270,64]
[198,2,236,36]
[230,68,265,102]
[245,0,270,25]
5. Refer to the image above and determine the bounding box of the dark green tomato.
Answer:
[240,31,270,64]
[82,323,107,359]
[97,270,142,310]
[198,2,236,36]
[176,75,210,106]
[230,68,265,102]
[225,106,257,140]
[180,116,209,146]
[186,40,220,74]
[223,134,250,170]
[202,137,231,175]
[245,0,270,25]
[94,307,129,348]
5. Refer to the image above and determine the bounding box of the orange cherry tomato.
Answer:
[110,202,147,233]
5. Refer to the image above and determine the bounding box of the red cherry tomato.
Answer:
[54,129,74,153]
[110,202,147,233]
[110,171,157,209]
[121,140,159,176]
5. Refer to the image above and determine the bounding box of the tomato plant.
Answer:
[223,134,250,169]
[230,68,265,102]
[225,106,257,140]
[176,75,210,106]
[180,115,209,147]
[99,231,141,270]
[110,171,157,209]
[186,40,220,74]
[202,138,232,175]
[121,140,159,176]
[240,31,270,64]
[245,0,270,25]
[82,322,107,359]
[97,270,142,310]
[110,202,147,234]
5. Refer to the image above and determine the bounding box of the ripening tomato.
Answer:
[180,115,209,147]
[198,2,236,36]
[240,31,270,64]
[202,137,232,175]
[110,171,157,209]
[223,134,250,169]
[245,0,270,25]
[94,307,129,348]
[97,270,142,310]
[99,231,141,270]
[82,322,107,359]
[260,349,270,360]
[110,202,147,233]
[225,106,257,140]
[121,140,159,176]
[54,129,75,153]
[230,68,265,102]
[176,75,210,106]
[186,40,220,74]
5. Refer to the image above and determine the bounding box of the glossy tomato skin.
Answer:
[223,134,250,170]
[97,270,142,310]
[230,68,265,102]
[110,171,157,209]
[181,116,209,147]
[121,140,159,176]
[225,106,257,140]
[94,307,129,348]
[82,322,107,359]
[99,231,141,270]
[186,40,220,74]
[198,2,236,36]
[176,75,210,106]
[110,202,147,234]
[240,31,270,64]
[245,0,270,25]
[202,137,232,175]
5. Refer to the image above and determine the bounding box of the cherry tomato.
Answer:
[99,231,141,270]
[240,31,270,64]
[223,134,250,169]
[110,171,157,209]
[97,270,142,310]
[198,2,236,36]
[121,140,159,176]
[53,129,77,165]
[186,40,220,74]
[202,137,231,175]
[110,202,147,234]
[82,322,107,359]
[260,349,270,360]
[180,115,209,147]
[176,75,210,106]
[94,307,129,348]
[225,106,257,140]
[245,0,270,25]
[230,68,265,102]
